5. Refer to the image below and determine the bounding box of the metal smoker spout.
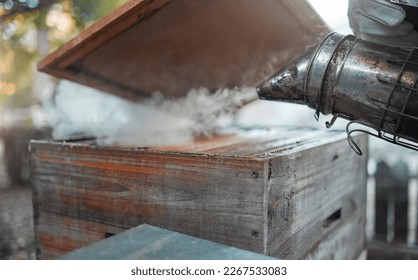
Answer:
[257,32,418,155]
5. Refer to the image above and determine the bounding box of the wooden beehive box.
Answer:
[32,0,368,260]
[30,127,368,259]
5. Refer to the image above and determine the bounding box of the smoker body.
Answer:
[258,33,418,154]
[30,127,368,260]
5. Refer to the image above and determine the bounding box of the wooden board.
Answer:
[30,127,367,259]
[37,0,329,100]
[266,135,368,259]
[367,240,418,260]
[59,224,276,260]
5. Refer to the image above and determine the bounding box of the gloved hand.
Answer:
[348,0,418,46]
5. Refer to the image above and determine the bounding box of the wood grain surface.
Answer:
[30,127,368,259]
[266,134,368,259]
[37,0,328,100]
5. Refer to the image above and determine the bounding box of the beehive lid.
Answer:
[37,0,328,100]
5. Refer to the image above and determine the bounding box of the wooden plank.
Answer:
[374,160,409,242]
[59,224,276,260]
[31,141,267,253]
[374,161,391,240]
[37,0,328,99]
[30,127,345,158]
[37,0,169,73]
[303,205,366,259]
[154,128,309,154]
[156,128,344,157]
[393,161,409,243]
[265,134,368,259]
[34,211,126,259]
[367,240,418,260]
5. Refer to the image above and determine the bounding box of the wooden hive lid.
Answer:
[37,0,329,100]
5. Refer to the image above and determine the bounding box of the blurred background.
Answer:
[0,0,126,129]
[0,0,126,259]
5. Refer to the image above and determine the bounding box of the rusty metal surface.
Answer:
[257,32,418,154]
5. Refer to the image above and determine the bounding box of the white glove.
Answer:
[348,0,418,46]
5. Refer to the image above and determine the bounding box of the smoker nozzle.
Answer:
[256,44,317,106]
[257,32,418,154]
[257,44,310,103]
[257,32,357,118]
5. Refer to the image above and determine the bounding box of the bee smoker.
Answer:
[257,32,418,155]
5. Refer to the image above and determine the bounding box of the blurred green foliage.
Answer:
[0,0,126,108]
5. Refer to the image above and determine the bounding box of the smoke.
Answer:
[51,80,257,147]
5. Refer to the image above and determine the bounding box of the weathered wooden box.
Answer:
[30,127,368,259]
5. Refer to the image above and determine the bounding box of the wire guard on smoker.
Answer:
[257,32,418,156]
[328,46,418,156]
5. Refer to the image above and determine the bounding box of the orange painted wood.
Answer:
[34,211,126,259]
[37,0,329,100]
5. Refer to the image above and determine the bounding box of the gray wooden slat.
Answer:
[393,160,409,243]
[374,160,409,243]
[374,161,391,241]
[59,224,276,260]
